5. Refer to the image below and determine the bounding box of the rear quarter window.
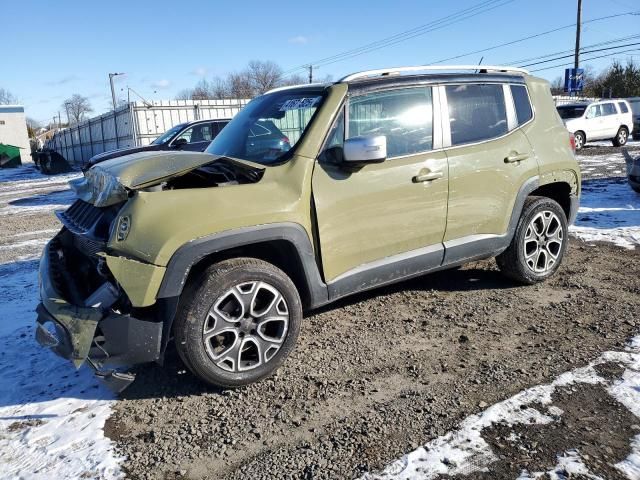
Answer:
[510,85,533,125]
[446,84,508,146]
[618,102,629,114]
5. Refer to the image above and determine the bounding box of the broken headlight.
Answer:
[70,168,128,207]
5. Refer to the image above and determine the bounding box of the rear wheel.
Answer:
[174,258,302,388]
[612,127,629,147]
[574,131,585,150]
[496,197,568,284]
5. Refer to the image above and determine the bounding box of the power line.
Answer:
[530,48,640,72]
[428,11,637,65]
[283,0,517,74]
[519,41,640,68]
[505,33,640,65]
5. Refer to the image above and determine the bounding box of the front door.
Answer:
[312,86,449,285]
[174,122,215,151]
[584,104,607,140]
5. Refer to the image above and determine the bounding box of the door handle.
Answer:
[413,170,443,183]
[504,152,529,163]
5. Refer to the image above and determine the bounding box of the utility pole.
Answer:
[307,65,313,84]
[574,0,582,70]
[109,72,125,110]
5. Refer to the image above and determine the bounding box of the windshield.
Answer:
[557,105,586,119]
[206,90,324,165]
[152,123,187,145]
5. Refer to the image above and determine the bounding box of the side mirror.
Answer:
[172,138,188,148]
[343,135,387,164]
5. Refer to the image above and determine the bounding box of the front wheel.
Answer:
[174,258,302,388]
[574,131,585,150]
[496,197,568,284]
[612,127,629,147]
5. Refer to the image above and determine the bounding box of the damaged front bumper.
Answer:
[35,239,164,391]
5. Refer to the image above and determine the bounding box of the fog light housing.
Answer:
[116,215,131,241]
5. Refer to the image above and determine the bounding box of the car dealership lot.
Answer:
[0,148,639,479]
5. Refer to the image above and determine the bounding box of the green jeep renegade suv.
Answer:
[35,65,580,391]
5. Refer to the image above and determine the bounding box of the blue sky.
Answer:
[2,0,638,124]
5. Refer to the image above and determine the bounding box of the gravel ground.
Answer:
[105,242,639,480]
[1,147,638,480]
[106,145,639,480]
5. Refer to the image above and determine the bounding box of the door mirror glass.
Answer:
[343,135,387,163]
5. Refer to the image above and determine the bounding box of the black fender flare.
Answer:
[156,223,329,308]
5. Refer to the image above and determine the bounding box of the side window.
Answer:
[602,103,617,116]
[176,124,212,143]
[586,105,602,119]
[446,84,507,146]
[510,85,533,125]
[618,102,629,114]
[347,87,433,158]
[319,109,345,164]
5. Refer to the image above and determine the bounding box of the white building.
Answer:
[0,105,31,164]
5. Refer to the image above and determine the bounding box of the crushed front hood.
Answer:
[93,151,218,189]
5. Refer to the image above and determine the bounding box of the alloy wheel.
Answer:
[203,281,289,372]
[618,129,628,145]
[523,210,564,274]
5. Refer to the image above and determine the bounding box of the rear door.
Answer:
[601,102,620,138]
[312,85,449,283]
[441,82,539,260]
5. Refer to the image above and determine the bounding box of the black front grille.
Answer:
[58,200,103,234]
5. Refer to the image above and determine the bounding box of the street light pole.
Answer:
[109,72,125,110]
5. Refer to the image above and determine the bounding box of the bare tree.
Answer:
[63,94,93,124]
[550,76,564,95]
[0,87,18,105]
[175,60,332,101]
[227,72,255,99]
[247,60,283,94]
[281,74,307,86]
[26,117,41,138]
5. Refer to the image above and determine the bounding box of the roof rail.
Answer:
[339,65,530,82]
[264,82,326,95]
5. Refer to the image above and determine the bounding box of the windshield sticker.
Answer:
[279,97,321,111]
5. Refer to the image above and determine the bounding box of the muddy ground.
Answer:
[105,241,640,480]
[1,153,638,479]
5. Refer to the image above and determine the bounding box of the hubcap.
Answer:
[203,281,289,372]
[575,134,584,149]
[523,210,563,274]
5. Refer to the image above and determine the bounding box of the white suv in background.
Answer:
[557,99,634,149]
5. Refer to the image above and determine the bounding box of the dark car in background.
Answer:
[83,118,230,170]
[627,97,640,139]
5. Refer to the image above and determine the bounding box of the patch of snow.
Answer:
[0,238,49,252]
[569,177,640,249]
[362,338,640,480]
[0,261,123,480]
[0,166,122,479]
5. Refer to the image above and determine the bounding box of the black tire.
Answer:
[612,127,629,147]
[496,196,568,285]
[574,131,585,150]
[174,258,302,388]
